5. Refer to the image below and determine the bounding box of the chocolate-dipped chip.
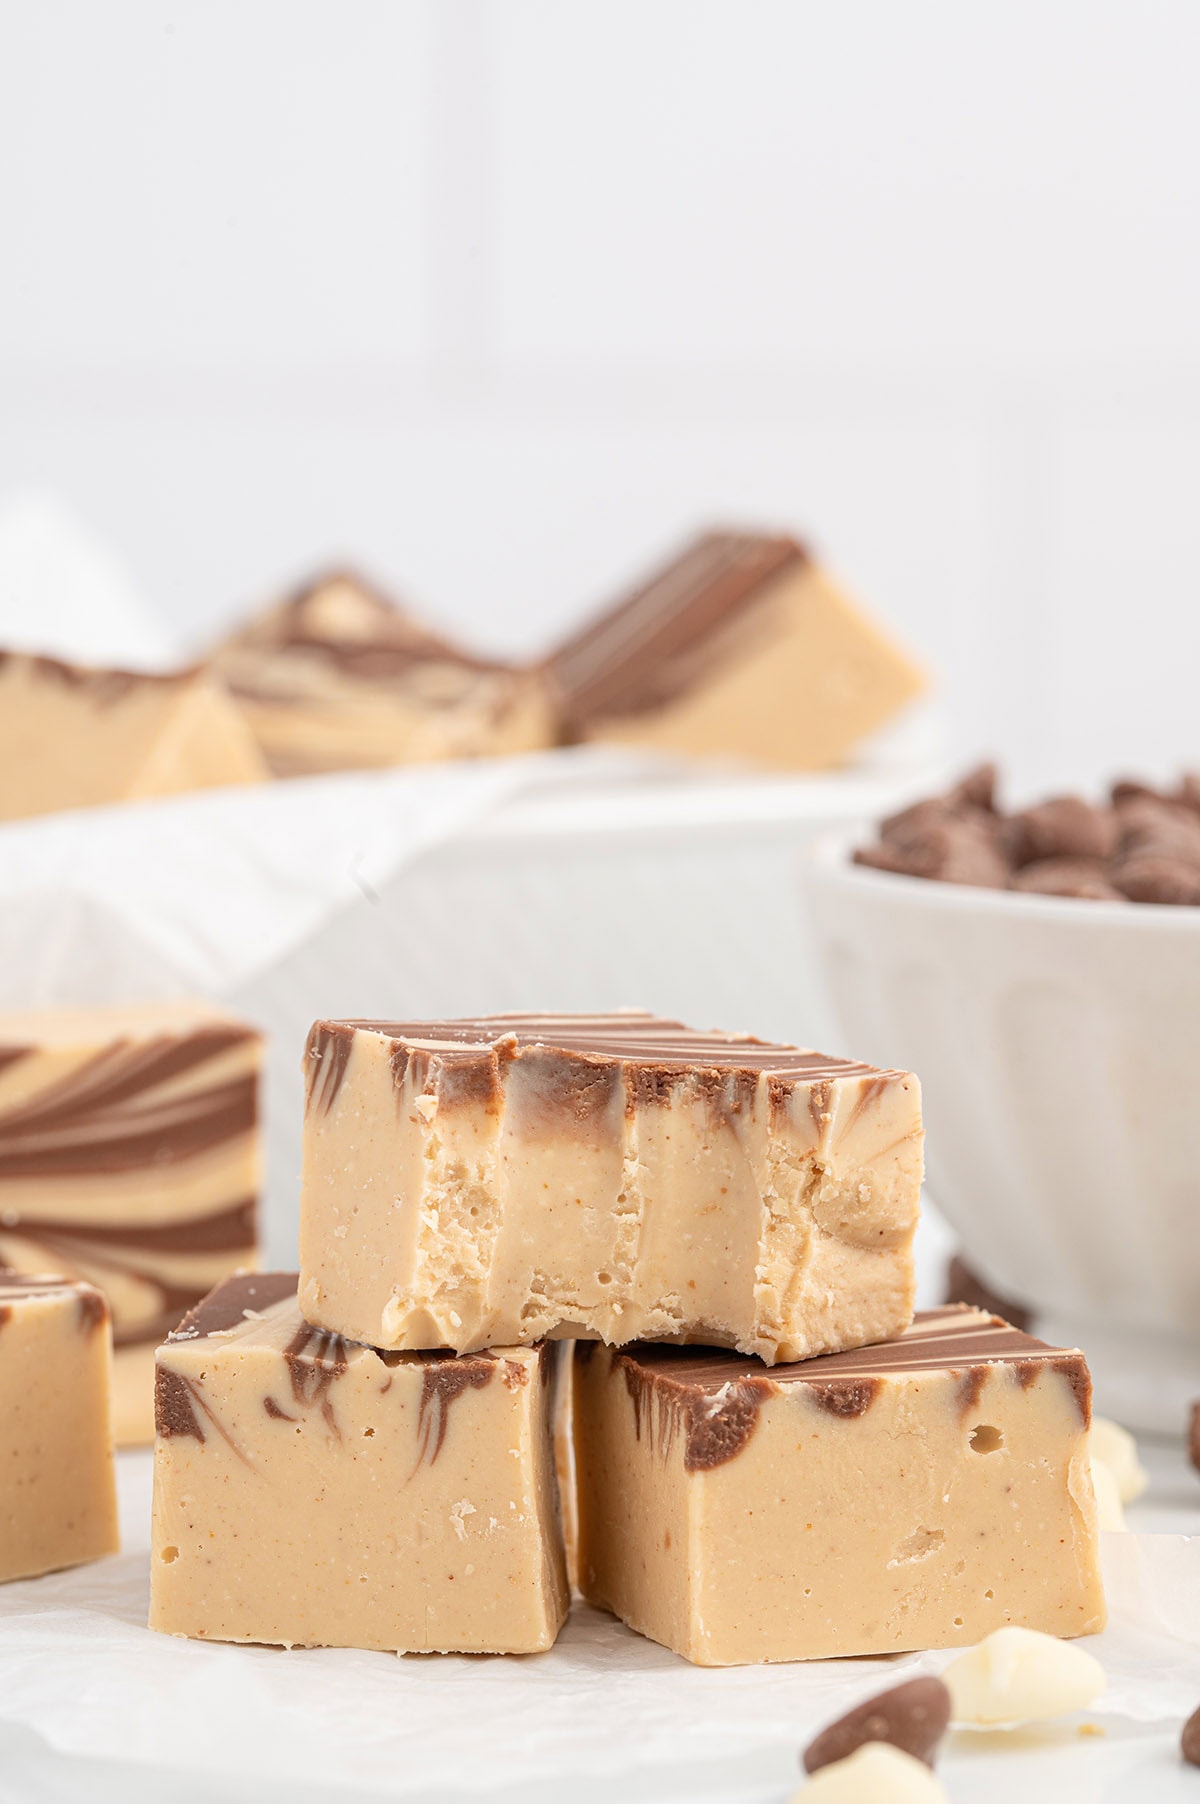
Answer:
[1009,858,1126,901]
[1112,855,1200,906]
[1012,796,1119,865]
[1183,1704,1200,1767]
[802,1676,952,1775]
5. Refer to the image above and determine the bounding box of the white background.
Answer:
[2,1,1200,790]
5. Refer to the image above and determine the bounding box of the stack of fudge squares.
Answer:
[148,1012,1105,1664]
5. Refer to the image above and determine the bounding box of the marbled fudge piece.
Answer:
[543,530,925,771]
[0,651,267,820]
[0,1270,118,1582]
[149,1273,568,1654]
[0,1000,261,1444]
[208,569,553,776]
[299,1012,923,1363]
[573,1307,1105,1665]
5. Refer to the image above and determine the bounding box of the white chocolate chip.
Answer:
[1090,1417,1148,1505]
[944,1626,1106,1725]
[414,1094,437,1122]
[1089,1453,1127,1531]
[793,1742,948,1800]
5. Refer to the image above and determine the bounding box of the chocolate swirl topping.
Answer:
[0,1026,258,1178]
[306,1013,896,1132]
[544,531,809,733]
[611,1306,1092,1461]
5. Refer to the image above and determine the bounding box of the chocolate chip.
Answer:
[1183,1704,1200,1767]
[1011,797,1119,865]
[1116,795,1200,864]
[1177,773,1200,816]
[878,795,962,844]
[950,761,999,813]
[803,1676,952,1775]
[1009,858,1125,901]
[858,814,1010,889]
[1112,855,1200,905]
[1110,777,1164,807]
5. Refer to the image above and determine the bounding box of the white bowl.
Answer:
[803,835,1200,1432]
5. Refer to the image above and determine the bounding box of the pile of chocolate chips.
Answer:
[854,763,1200,904]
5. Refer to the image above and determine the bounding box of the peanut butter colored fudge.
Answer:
[573,1307,1105,1666]
[208,569,553,776]
[0,651,268,820]
[149,1273,568,1653]
[0,1271,119,1582]
[0,1001,262,1446]
[299,1012,922,1362]
[544,530,926,772]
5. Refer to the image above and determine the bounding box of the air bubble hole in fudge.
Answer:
[969,1424,1004,1453]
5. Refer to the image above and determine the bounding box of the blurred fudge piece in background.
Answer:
[0,651,267,821]
[208,568,554,776]
[0,1000,261,1445]
[543,528,926,771]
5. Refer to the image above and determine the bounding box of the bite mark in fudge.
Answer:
[573,1307,1104,1665]
[0,1000,262,1445]
[149,1273,568,1654]
[0,1269,119,1582]
[543,529,925,772]
[298,1012,923,1363]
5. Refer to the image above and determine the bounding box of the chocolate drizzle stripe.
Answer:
[4,1196,257,1254]
[320,1012,900,1084]
[415,1353,496,1469]
[621,1363,771,1470]
[0,1076,257,1178]
[545,531,809,729]
[304,1023,355,1116]
[617,1308,1087,1401]
[0,1028,257,1138]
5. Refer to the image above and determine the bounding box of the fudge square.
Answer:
[0,1000,262,1447]
[573,1307,1105,1666]
[299,1012,922,1362]
[0,1271,119,1583]
[542,529,926,773]
[149,1273,568,1654]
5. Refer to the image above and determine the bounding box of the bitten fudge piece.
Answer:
[0,1271,118,1582]
[149,1273,568,1654]
[573,1307,1105,1666]
[207,568,553,776]
[0,1000,262,1445]
[543,529,925,772]
[0,651,267,820]
[299,1012,922,1362]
